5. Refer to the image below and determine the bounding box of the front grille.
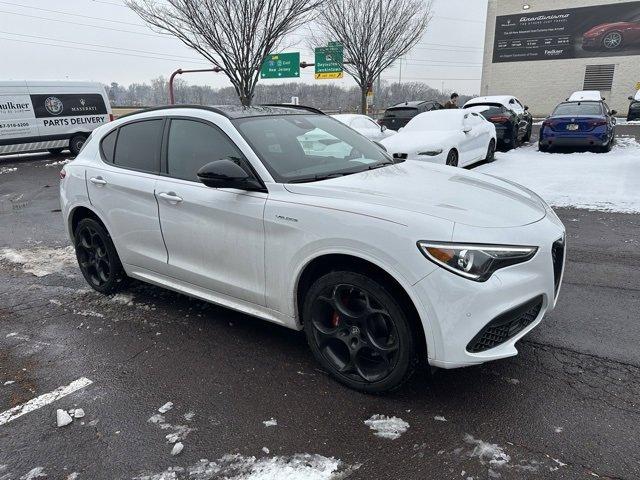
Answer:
[551,237,565,297]
[466,296,543,353]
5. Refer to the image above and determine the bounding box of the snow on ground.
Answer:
[0,246,77,277]
[19,467,46,480]
[463,434,511,468]
[363,414,409,440]
[262,418,277,427]
[43,159,71,167]
[0,167,17,175]
[476,137,640,213]
[134,454,358,480]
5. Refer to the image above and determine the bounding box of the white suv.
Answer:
[60,105,566,392]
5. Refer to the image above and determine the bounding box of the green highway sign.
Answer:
[315,44,344,80]
[260,52,300,79]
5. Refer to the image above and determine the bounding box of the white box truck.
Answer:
[0,80,113,156]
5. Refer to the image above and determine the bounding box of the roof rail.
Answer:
[259,104,326,115]
[116,104,232,120]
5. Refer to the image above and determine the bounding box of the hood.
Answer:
[283,161,546,228]
[381,130,456,154]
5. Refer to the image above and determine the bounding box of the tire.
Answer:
[69,134,88,156]
[303,271,418,393]
[48,148,63,155]
[74,218,127,294]
[599,138,613,153]
[485,139,496,163]
[539,142,549,153]
[602,31,623,50]
[445,149,459,167]
[523,126,532,143]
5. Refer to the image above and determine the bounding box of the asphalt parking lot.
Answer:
[1,149,639,480]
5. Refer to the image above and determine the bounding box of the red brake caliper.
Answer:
[331,311,340,328]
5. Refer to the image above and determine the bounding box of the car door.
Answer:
[460,113,483,165]
[85,118,168,271]
[155,117,267,306]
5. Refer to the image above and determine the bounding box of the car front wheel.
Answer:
[303,271,418,393]
[445,149,459,167]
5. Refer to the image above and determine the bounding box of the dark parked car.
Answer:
[539,100,616,153]
[628,96,640,122]
[582,21,640,50]
[378,100,443,130]
[463,96,533,150]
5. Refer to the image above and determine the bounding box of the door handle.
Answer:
[158,192,183,203]
[89,176,107,186]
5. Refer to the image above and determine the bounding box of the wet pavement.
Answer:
[0,153,639,480]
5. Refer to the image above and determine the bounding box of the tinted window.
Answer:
[167,119,243,181]
[384,107,418,118]
[465,105,506,118]
[114,120,163,172]
[552,102,603,116]
[101,129,117,163]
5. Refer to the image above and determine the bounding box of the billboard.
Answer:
[492,1,640,63]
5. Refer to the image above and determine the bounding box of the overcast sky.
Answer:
[0,0,488,94]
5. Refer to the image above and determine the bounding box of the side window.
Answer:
[101,129,117,163]
[114,119,163,172]
[167,119,243,182]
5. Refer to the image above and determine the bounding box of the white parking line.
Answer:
[0,377,93,426]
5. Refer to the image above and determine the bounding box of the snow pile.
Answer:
[262,418,277,427]
[477,138,640,213]
[148,409,194,446]
[135,453,357,480]
[0,167,17,175]
[0,246,77,277]
[44,160,71,167]
[464,434,511,468]
[19,467,46,480]
[364,414,409,440]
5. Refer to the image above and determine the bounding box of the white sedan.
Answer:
[332,114,396,141]
[381,109,497,167]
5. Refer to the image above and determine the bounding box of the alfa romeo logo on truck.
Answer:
[44,96,64,116]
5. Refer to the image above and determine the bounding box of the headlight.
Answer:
[417,241,538,282]
[418,149,443,156]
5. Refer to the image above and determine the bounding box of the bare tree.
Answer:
[313,0,432,113]
[126,0,322,106]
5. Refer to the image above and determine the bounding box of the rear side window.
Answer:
[167,119,243,181]
[114,119,163,172]
[101,129,117,163]
[384,107,418,118]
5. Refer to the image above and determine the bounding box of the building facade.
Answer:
[481,0,640,116]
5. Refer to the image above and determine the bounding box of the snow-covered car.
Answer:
[568,91,603,102]
[60,105,565,393]
[331,114,396,141]
[463,95,533,150]
[381,109,497,167]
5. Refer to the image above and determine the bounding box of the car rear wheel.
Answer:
[485,139,496,162]
[74,218,127,294]
[602,31,623,50]
[523,126,532,143]
[446,149,459,167]
[538,142,549,153]
[69,134,88,156]
[303,271,418,393]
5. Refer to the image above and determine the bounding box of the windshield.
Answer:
[553,102,603,116]
[234,114,393,183]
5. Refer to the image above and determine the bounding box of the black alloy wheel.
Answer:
[485,139,496,162]
[446,149,459,167]
[74,218,126,294]
[304,271,417,393]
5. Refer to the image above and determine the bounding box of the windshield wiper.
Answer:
[289,172,353,183]
[367,161,396,170]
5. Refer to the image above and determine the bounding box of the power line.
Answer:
[0,10,171,38]
[0,30,205,62]
[0,0,149,27]
[0,36,210,64]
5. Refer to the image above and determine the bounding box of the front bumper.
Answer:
[411,211,566,369]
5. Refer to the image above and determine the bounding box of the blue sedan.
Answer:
[539,101,616,153]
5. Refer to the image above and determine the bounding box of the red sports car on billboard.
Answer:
[582,21,640,50]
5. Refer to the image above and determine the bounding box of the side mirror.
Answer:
[197,159,264,191]
[463,126,472,133]
[610,110,617,116]
[380,125,387,132]
[524,105,529,111]
[629,96,634,101]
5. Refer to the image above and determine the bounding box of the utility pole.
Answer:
[375,0,382,117]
